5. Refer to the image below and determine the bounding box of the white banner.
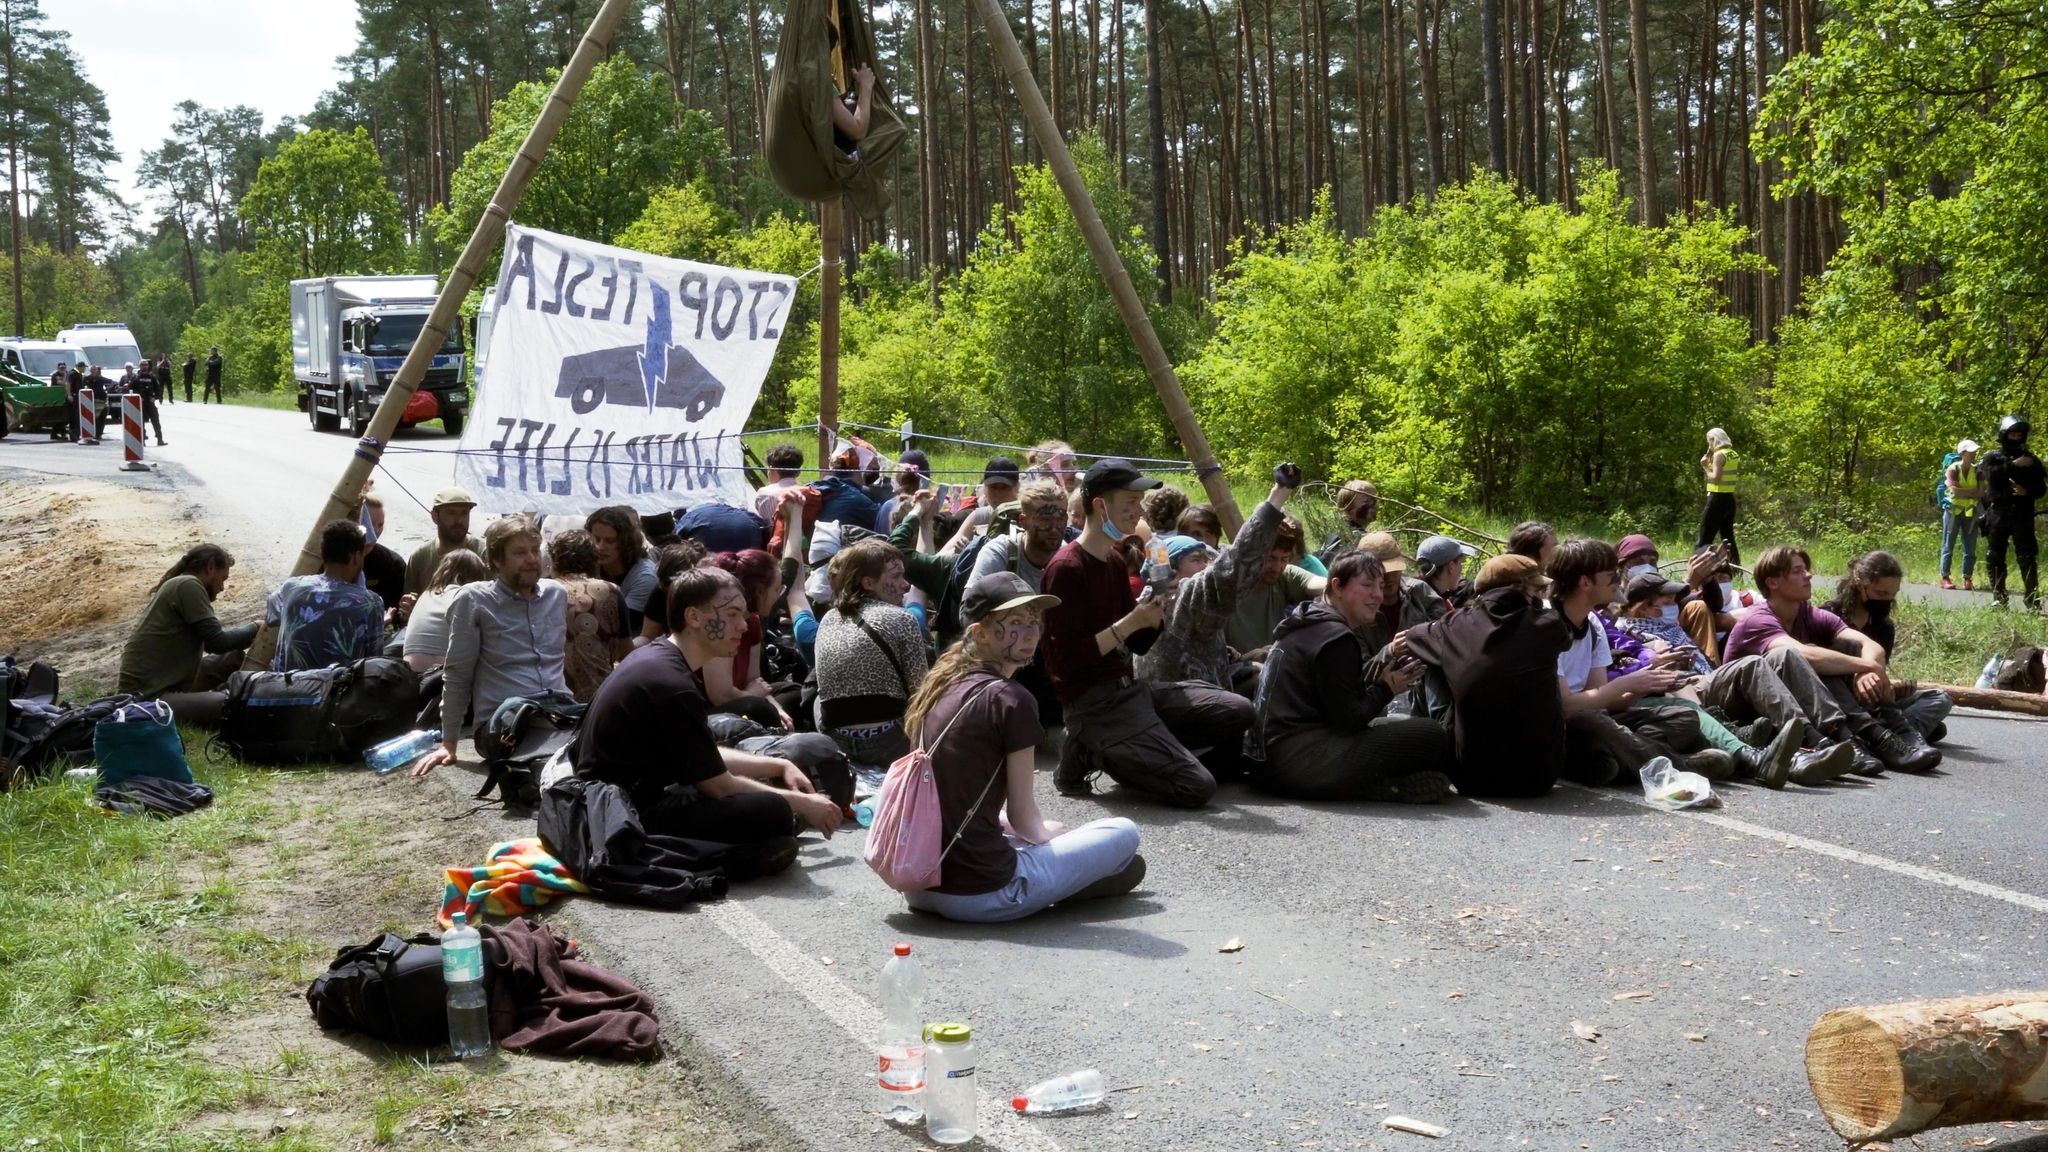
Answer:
[456,223,796,515]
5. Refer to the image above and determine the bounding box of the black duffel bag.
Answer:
[305,932,448,1047]
[218,658,421,765]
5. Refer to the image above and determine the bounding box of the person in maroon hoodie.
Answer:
[1039,459,1251,807]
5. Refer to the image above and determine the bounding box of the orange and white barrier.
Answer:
[120,393,150,471]
[77,387,96,443]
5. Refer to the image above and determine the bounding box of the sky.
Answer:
[47,0,362,225]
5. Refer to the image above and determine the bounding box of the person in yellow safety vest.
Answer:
[1695,427,1740,565]
[1940,438,1984,590]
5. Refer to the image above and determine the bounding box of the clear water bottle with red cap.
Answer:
[1013,1068,1106,1114]
[876,942,927,1123]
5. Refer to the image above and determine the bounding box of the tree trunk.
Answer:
[916,0,942,286]
[1753,0,1773,335]
[1806,992,2048,1143]
[1550,0,1571,205]
[745,0,767,150]
[1145,0,1170,301]
[1413,0,1443,196]
[1243,0,1273,228]
[1049,0,1065,134]
[1481,0,1506,177]
[4,1,20,337]
[1627,0,1661,225]
[1592,0,1623,173]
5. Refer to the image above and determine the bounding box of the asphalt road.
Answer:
[9,404,2048,1151]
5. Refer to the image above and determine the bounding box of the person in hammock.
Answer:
[831,62,876,146]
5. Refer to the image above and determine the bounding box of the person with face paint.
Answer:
[569,567,843,881]
[1040,459,1250,806]
[1978,415,2046,610]
[1821,550,1954,743]
[896,573,1146,922]
[1247,549,1455,801]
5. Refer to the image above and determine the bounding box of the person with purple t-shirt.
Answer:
[1723,545,1940,773]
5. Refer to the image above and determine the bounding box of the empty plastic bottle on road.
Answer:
[1977,655,2004,689]
[876,942,927,1122]
[923,1022,977,1144]
[366,729,440,775]
[1012,1068,1106,1114]
[441,911,492,1059]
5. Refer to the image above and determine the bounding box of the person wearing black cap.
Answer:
[1040,458,1249,807]
[942,456,1022,553]
[1978,415,2046,610]
[896,572,1146,921]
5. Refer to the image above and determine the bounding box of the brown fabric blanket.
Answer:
[479,918,661,1061]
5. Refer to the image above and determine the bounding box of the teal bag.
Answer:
[93,703,193,788]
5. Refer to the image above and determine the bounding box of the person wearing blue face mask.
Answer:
[1039,458,1253,806]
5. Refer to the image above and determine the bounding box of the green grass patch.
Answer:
[1889,597,2048,685]
[0,742,282,1149]
[220,390,303,413]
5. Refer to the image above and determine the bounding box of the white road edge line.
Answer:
[1572,784,2048,914]
[701,900,1068,1152]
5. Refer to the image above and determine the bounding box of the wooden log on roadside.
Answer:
[1933,683,2048,717]
[1805,991,2048,1142]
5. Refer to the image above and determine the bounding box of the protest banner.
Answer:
[456,223,797,514]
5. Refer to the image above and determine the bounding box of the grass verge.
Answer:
[0,743,275,1147]
[0,735,758,1150]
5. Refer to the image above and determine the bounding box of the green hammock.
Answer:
[765,0,910,218]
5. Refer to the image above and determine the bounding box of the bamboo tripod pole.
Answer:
[243,0,634,671]
[967,0,1246,535]
[818,199,843,469]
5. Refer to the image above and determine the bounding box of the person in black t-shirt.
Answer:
[577,567,843,879]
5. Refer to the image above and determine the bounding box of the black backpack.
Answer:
[305,932,449,1048]
[5,692,136,784]
[217,658,421,765]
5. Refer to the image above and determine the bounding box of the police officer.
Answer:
[1979,415,2046,610]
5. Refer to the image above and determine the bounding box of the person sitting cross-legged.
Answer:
[899,573,1145,922]
[1247,549,1455,802]
[1041,459,1251,807]
[1820,550,1953,744]
[265,519,387,673]
[570,567,845,881]
[412,516,581,777]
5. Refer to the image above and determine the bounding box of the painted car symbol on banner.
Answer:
[554,282,726,420]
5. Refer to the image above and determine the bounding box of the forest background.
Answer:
[3,0,2042,550]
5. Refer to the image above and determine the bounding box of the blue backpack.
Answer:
[1935,451,1960,512]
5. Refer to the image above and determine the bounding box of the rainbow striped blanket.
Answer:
[439,837,591,929]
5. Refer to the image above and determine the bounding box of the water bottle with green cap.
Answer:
[923,1021,977,1144]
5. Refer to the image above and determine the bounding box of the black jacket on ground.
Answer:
[1405,587,1572,796]
[1251,599,1391,754]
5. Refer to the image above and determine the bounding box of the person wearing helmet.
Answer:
[1979,416,2046,610]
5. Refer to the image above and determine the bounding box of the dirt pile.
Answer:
[0,471,251,687]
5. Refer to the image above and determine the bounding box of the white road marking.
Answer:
[701,900,1068,1152]
[1574,785,2048,915]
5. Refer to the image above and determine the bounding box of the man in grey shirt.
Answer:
[968,478,1069,590]
[413,515,576,776]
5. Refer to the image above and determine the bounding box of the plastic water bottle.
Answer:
[852,798,878,828]
[923,1022,977,1144]
[1977,655,2004,690]
[441,912,492,1059]
[1013,1068,1107,1114]
[877,942,927,1122]
[365,729,440,775]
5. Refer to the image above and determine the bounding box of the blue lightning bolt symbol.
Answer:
[638,282,673,415]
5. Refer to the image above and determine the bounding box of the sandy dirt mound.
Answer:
[0,470,257,688]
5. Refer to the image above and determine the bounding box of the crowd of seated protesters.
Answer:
[110,440,1972,916]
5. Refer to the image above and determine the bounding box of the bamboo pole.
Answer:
[818,198,843,470]
[968,0,1246,535]
[243,0,635,671]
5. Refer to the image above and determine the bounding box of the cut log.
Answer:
[1804,991,2048,1142]
[1933,684,2048,718]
